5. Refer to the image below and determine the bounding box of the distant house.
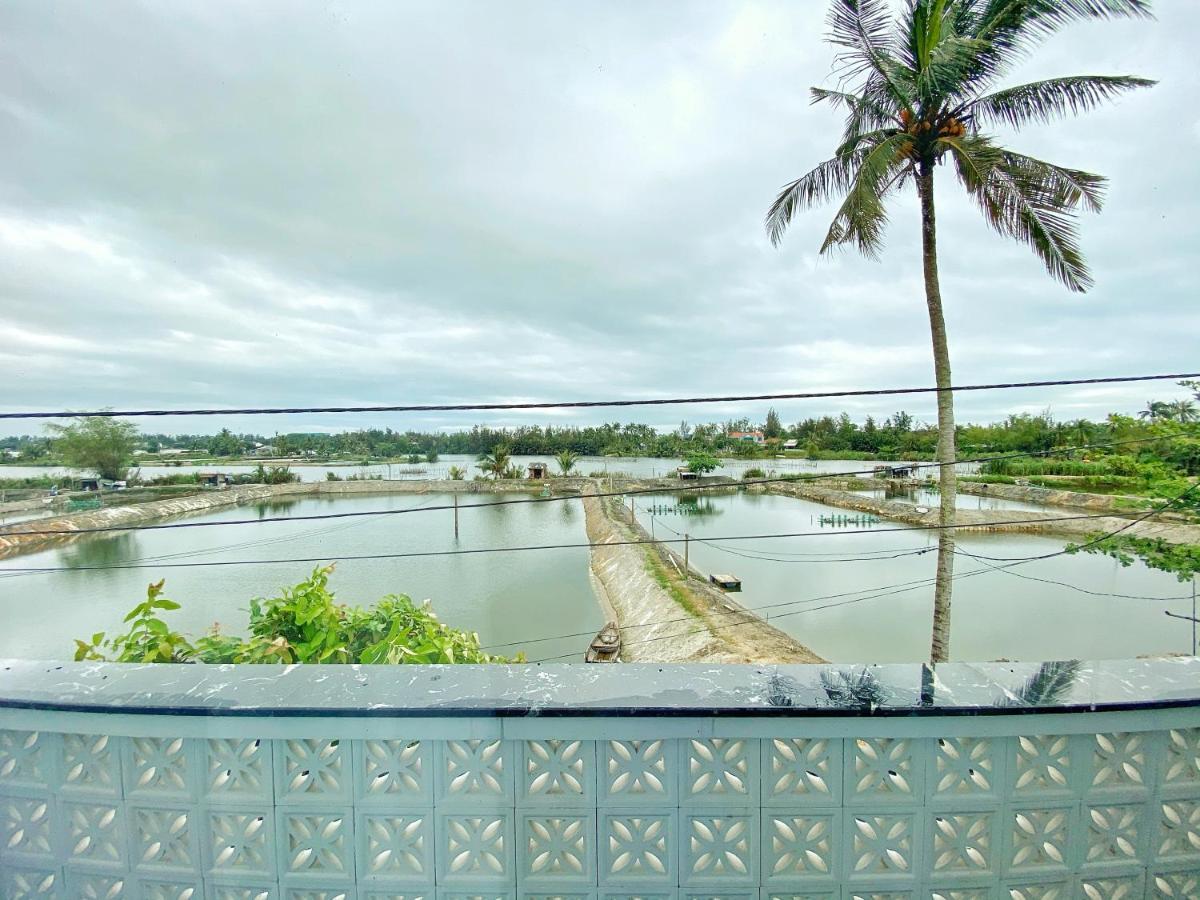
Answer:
[78,477,102,492]
[729,431,765,444]
[3,449,19,459]
[782,439,798,450]
[157,448,186,457]
[873,464,916,479]
[677,467,699,481]
[251,445,278,458]
[198,472,233,488]
[527,462,549,479]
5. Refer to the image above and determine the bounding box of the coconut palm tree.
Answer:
[1138,400,1170,421]
[1167,400,1197,423]
[765,0,1153,663]
[555,450,580,476]
[477,444,513,480]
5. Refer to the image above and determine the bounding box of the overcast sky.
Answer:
[1,1,1195,438]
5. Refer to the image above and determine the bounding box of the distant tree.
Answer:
[685,452,721,476]
[46,415,139,480]
[555,450,580,476]
[764,408,783,439]
[447,465,467,481]
[477,444,513,480]
[425,450,440,463]
[1139,401,1171,421]
[1166,400,1197,423]
[766,0,1154,663]
[208,428,242,457]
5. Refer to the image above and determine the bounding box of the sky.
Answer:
[1,1,1196,439]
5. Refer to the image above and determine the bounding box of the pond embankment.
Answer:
[580,487,824,664]
[0,479,578,557]
[760,479,1200,544]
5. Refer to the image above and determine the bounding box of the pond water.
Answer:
[0,493,600,662]
[2,455,980,483]
[1,488,1190,665]
[850,487,1050,515]
[637,491,1194,663]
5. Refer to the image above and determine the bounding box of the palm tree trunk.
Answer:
[917,162,956,664]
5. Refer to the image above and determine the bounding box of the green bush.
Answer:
[74,566,521,664]
[742,467,767,480]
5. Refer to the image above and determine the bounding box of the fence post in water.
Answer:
[453,493,459,540]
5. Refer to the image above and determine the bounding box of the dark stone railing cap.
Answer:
[1,657,1198,717]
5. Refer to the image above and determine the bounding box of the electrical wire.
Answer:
[1,433,1183,539]
[519,488,1200,659]
[0,510,1145,575]
[4,371,1196,419]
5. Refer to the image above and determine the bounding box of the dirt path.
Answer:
[581,489,824,663]
[764,480,1200,544]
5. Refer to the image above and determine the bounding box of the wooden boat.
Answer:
[585,621,621,663]
[709,573,742,592]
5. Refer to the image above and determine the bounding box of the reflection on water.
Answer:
[998,659,1083,707]
[57,533,141,570]
[252,499,302,517]
[641,489,1191,662]
[819,668,890,710]
[0,492,601,661]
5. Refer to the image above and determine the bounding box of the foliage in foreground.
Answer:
[74,566,521,664]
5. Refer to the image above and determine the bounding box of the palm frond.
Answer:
[826,0,917,112]
[997,659,1083,707]
[962,147,1098,291]
[970,0,1153,84]
[810,86,896,134]
[766,154,863,246]
[968,74,1155,129]
[1001,150,1107,213]
[939,131,1004,192]
[819,132,915,257]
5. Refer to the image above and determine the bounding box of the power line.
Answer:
[1,434,1182,539]
[947,483,1200,564]
[2,372,1196,419]
[0,511,1144,575]
[518,488,1200,659]
[953,550,1194,602]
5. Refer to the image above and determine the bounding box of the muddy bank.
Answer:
[762,480,1200,545]
[0,478,576,557]
[581,488,823,664]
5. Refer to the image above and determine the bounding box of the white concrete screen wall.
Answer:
[1,708,1199,899]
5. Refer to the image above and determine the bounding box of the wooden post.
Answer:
[629,496,635,525]
[453,493,459,540]
[683,532,689,578]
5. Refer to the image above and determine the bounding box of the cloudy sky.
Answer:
[1,1,1195,438]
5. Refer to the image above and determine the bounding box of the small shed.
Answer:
[78,477,102,492]
[198,472,232,488]
[873,465,915,480]
[677,467,699,481]
[527,462,549,479]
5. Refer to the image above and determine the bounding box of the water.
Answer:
[1,488,1189,665]
[637,491,1194,663]
[1,455,976,483]
[850,487,1050,515]
[0,493,600,662]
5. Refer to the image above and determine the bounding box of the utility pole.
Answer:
[683,532,689,578]
[453,493,459,540]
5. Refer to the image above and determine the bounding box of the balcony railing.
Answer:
[1,657,1198,898]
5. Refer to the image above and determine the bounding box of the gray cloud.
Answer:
[1,0,1195,437]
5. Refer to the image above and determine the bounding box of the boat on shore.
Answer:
[585,621,621,663]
